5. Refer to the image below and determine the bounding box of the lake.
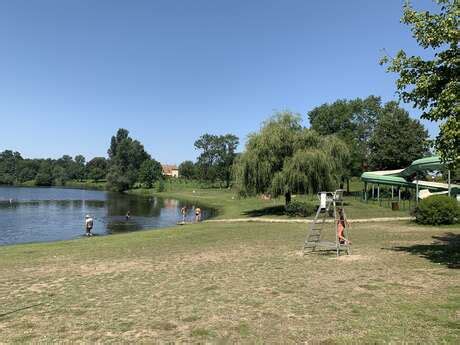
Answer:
[0,186,214,246]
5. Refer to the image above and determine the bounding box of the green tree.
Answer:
[107,128,151,192]
[86,157,108,182]
[0,150,23,184]
[194,133,239,186]
[194,134,219,182]
[368,101,430,170]
[215,134,239,187]
[381,0,459,165]
[16,160,39,183]
[138,159,163,188]
[234,112,349,205]
[74,155,86,181]
[308,96,382,177]
[35,160,54,186]
[178,160,196,179]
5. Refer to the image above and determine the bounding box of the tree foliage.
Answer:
[234,112,349,203]
[86,157,108,182]
[308,96,382,176]
[107,128,151,192]
[368,101,431,170]
[178,160,196,179]
[194,133,239,187]
[138,159,163,188]
[0,150,91,186]
[381,0,459,165]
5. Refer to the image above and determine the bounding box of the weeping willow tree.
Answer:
[233,112,349,204]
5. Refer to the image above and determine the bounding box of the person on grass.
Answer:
[337,208,351,245]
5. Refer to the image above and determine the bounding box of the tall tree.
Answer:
[107,128,151,192]
[381,0,459,166]
[215,134,239,187]
[74,155,86,181]
[86,157,108,182]
[178,160,196,179]
[308,96,382,176]
[368,101,430,170]
[138,159,163,188]
[234,112,349,204]
[194,133,239,186]
[0,150,23,184]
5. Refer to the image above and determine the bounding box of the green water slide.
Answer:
[361,156,460,197]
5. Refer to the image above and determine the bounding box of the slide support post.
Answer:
[448,169,451,197]
[364,182,368,202]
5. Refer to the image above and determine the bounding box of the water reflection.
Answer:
[0,186,214,245]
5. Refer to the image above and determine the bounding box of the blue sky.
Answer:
[0,0,438,164]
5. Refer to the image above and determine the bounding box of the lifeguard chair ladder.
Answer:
[303,190,351,256]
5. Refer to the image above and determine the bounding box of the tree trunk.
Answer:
[285,191,291,205]
[346,178,350,193]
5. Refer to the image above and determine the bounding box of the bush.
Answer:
[285,200,316,217]
[414,195,460,225]
[156,179,165,192]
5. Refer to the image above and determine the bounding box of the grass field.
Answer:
[1,220,459,343]
[129,185,411,220]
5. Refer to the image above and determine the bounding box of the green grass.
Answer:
[13,179,107,190]
[1,221,459,343]
[62,179,107,190]
[128,183,411,220]
[2,179,457,342]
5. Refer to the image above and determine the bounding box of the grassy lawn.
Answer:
[1,221,459,343]
[129,185,411,220]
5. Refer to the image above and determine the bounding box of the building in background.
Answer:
[162,164,179,178]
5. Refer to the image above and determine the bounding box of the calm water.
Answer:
[0,186,214,246]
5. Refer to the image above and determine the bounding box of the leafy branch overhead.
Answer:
[381,0,459,165]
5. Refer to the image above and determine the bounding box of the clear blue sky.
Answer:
[0,0,438,164]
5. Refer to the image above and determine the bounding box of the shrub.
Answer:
[285,200,316,217]
[156,178,165,192]
[414,195,460,225]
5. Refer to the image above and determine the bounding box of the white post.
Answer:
[416,172,419,205]
[448,169,451,197]
[364,182,368,202]
[377,184,380,202]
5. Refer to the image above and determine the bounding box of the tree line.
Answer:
[177,96,431,196]
[0,96,433,195]
[0,129,163,192]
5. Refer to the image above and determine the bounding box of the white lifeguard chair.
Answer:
[302,189,351,256]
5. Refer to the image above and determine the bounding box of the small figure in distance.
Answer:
[337,208,351,245]
[126,211,131,221]
[180,206,188,223]
[195,207,202,223]
[85,214,94,237]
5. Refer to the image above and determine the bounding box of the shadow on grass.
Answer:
[390,232,460,269]
[242,205,287,217]
[0,303,45,318]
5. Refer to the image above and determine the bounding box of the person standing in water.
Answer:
[85,215,94,237]
[180,206,188,223]
[195,207,202,222]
